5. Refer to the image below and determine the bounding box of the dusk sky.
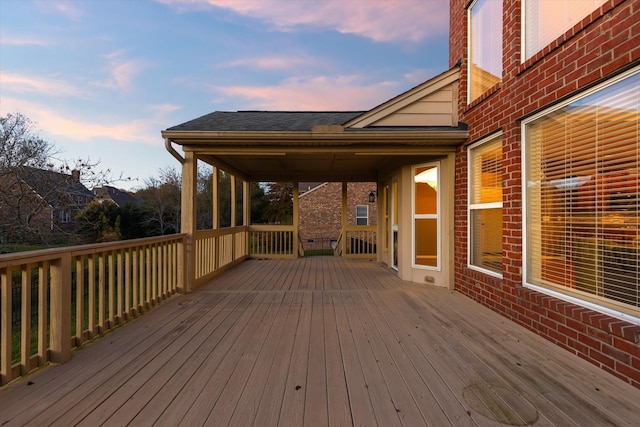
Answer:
[0,0,450,190]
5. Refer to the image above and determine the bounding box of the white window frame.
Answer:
[355,205,368,226]
[412,162,441,271]
[467,133,503,278]
[522,66,640,326]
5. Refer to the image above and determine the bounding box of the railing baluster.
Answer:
[108,251,115,327]
[142,246,151,310]
[153,245,158,303]
[131,248,140,316]
[20,265,32,375]
[75,256,85,344]
[88,256,96,337]
[38,261,49,365]
[98,254,105,333]
[117,250,123,323]
[1,267,12,385]
[125,249,132,319]
[163,243,169,298]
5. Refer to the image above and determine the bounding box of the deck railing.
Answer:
[1,223,376,386]
[249,225,297,259]
[194,226,248,287]
[341,226,377,258]
[0,234,185,386]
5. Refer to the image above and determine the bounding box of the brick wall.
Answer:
[450,0,640,387]
[298,182,378,251]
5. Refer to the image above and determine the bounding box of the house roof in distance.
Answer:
[15,166,94,207]
[94,185,140,207]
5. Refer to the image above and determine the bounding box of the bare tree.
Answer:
[0,112,58,169]
[136,167,181,235]
[0,113,125,249]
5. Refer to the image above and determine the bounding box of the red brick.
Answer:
[602,343,631,364]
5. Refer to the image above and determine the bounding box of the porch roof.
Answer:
[161,67,468,182]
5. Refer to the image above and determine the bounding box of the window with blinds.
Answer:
[524,68,640,313]
[356,205,368,226]
[523,0,608,61]
[469,135,503,275]
[468,0,502,103]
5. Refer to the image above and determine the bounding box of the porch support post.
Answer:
[243,180,250,255]
[341,181,348,256]
[230,174,236,227]
[293,182,300,257]
[181,151,197,292]
[49,253,71,364]
[212,166,219,230]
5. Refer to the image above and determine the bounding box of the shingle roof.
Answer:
[15,167,94,207]
[167,111,366,132]
[94,186,140,207]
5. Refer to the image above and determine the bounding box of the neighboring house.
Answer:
[298,182,377,252]
[163,0,640,386]
[94,185,140,207]
[0,167,94,243]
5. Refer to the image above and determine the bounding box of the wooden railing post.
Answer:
[293,182,299,258]
[49,253,72,364]
[341,182,348,256]
[181,151,197,292]
[244,181,250,254]
[1,267,12,385]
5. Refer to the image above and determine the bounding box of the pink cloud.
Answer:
[157,0,448,43]
[227,55,316,71]
[214,75,399,111]
[0,36,51,46]
[0,97,174,146]
[0,72,84,97]
[93,52,149,91]
[52,2,84,21]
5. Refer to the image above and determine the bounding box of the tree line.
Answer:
[0,113,293,253]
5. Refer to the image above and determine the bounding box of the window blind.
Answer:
[526,72,640,309]
[469,137,503,273]
[524,0,608,60]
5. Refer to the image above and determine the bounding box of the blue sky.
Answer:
[0,0,450,190]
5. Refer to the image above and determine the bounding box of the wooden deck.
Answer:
[1,257,639,426]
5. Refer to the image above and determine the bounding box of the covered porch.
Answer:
[164,68,468,290]
[1,257,639,426]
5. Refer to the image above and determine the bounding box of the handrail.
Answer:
[1,234,186,386]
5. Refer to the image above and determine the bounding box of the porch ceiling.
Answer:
[162,127,469,182]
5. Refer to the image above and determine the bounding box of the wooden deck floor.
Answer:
[1,257,639,426]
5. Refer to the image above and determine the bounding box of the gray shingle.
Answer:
[167,111,365,132]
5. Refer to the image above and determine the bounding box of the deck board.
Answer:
[1,257,640,426]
